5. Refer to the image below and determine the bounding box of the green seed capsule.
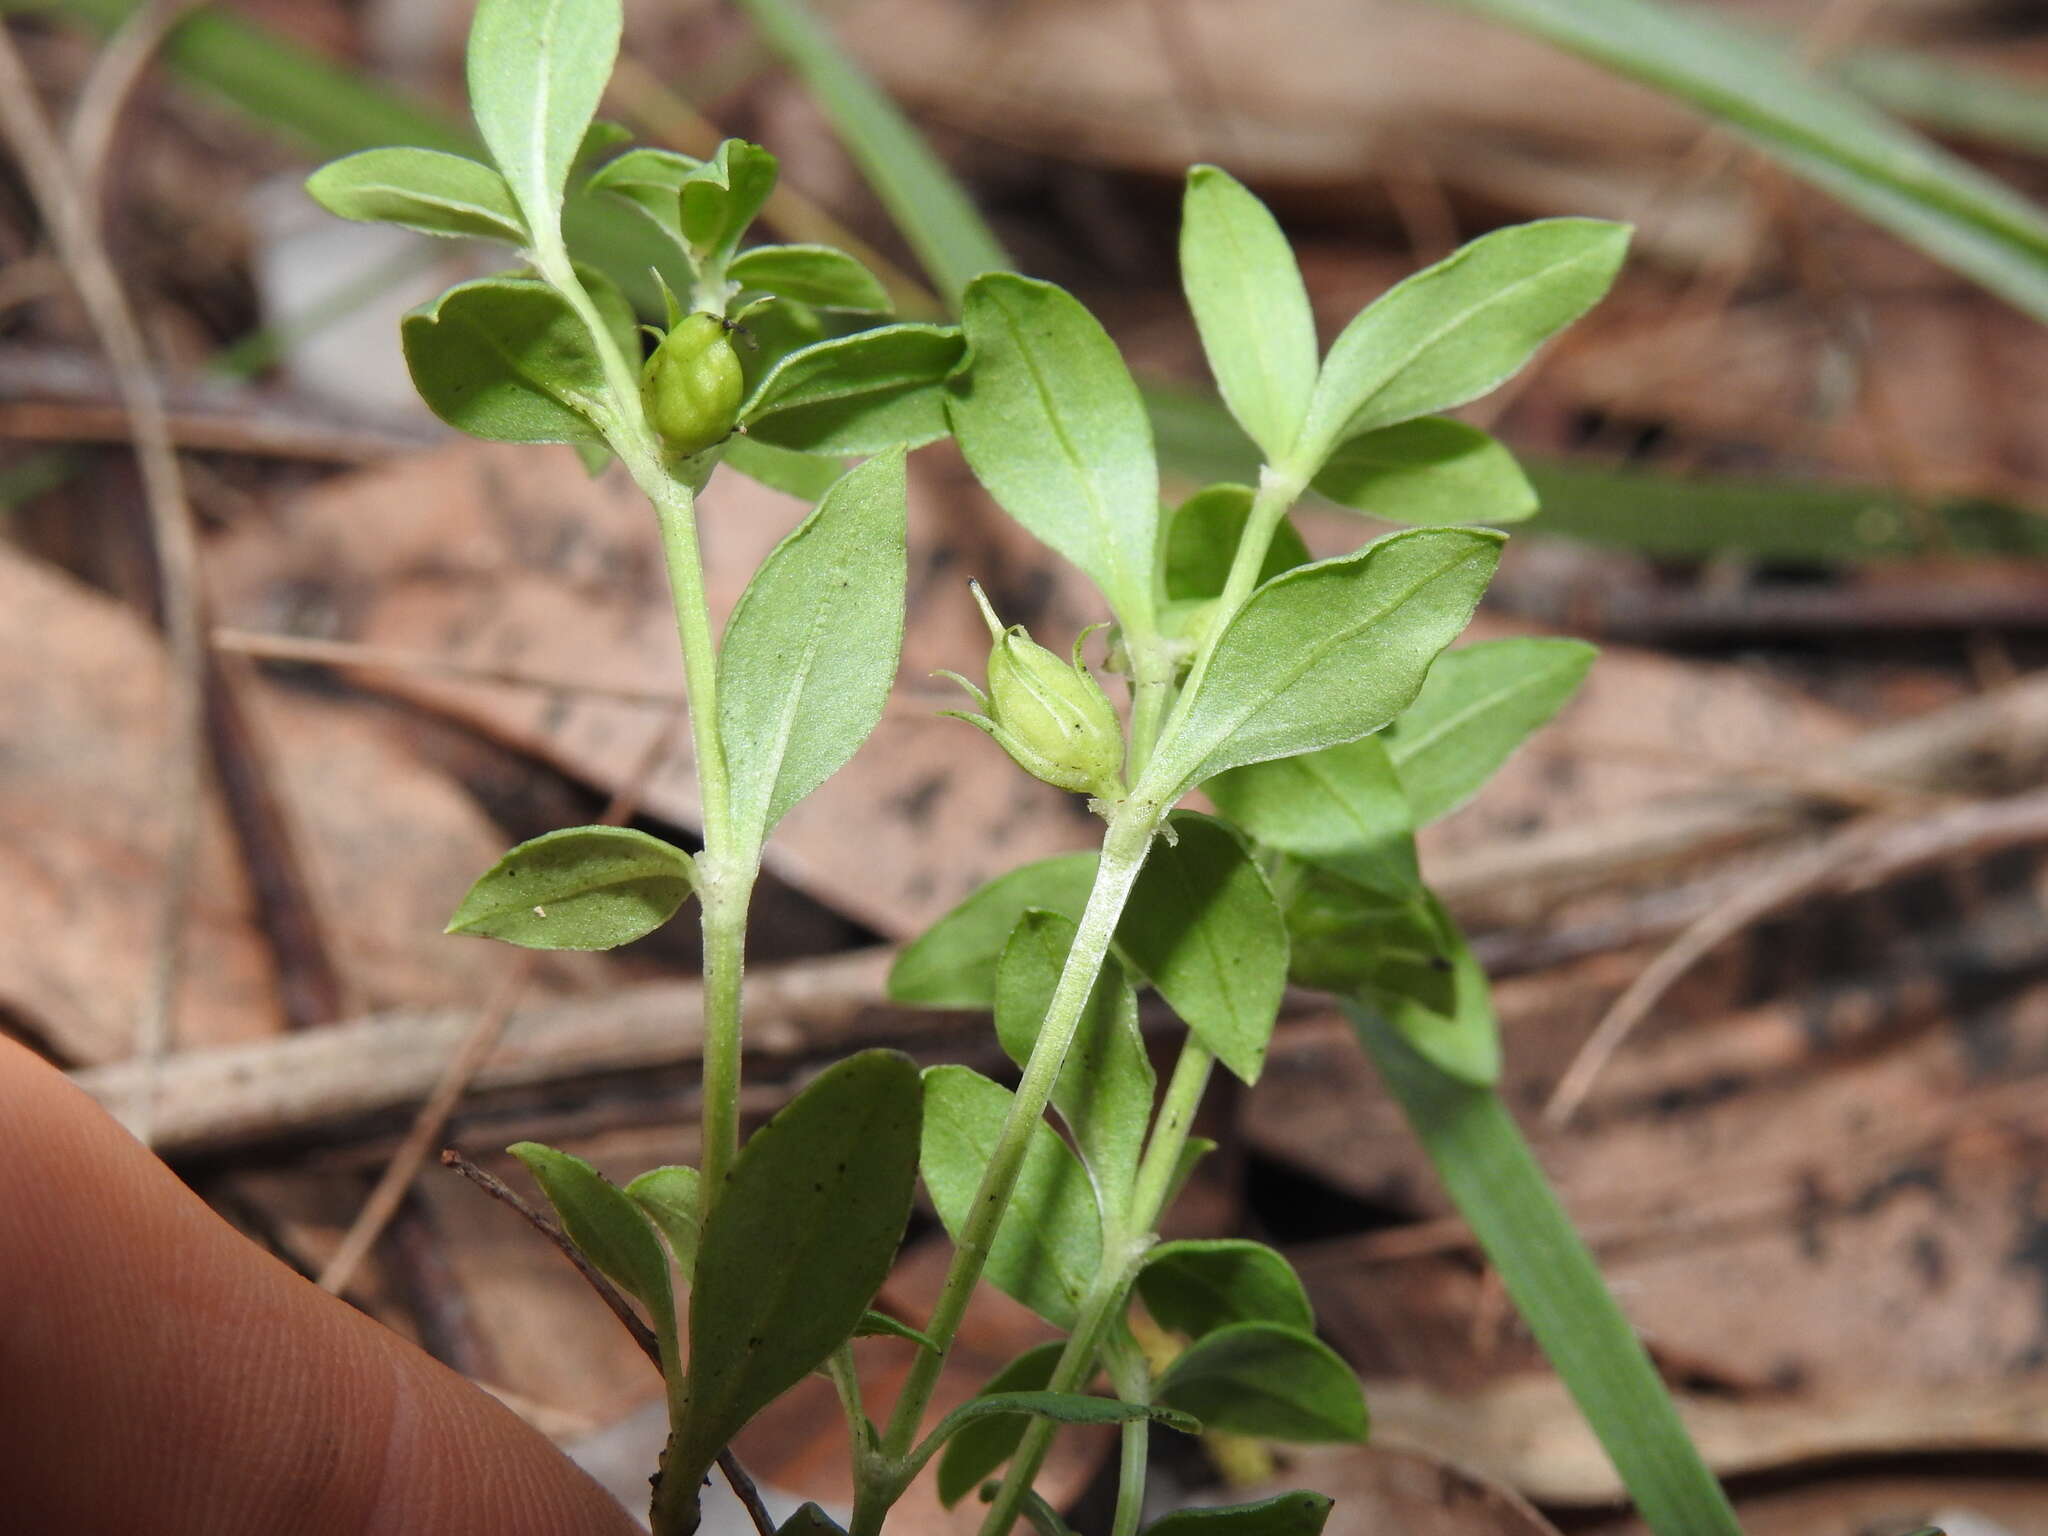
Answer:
[941,583,1126,801]
[641,312,743,458]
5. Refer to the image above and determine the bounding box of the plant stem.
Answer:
[1102,1334,1153,1536]
[870,806,1161,1477]
[1127,1042,1216,1234]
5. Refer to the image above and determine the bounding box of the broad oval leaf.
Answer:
[402,277,611,445]
[675,1051,923,1495]
[1137,1239,1313,1340]
[718,449,907,851]
[919,1065,1100,1327]
[948,274,1160,633]
[1383,637,1596,824]
[888,853,1099,1008]
[996,911,1153,1214]
[1116,812,1287,1085]
[741,324,965,453]
[306,147,526,243]
[445,825,695,950]
[585,145,699,249]
[1291,220,1629,475]
[1155,1321,1367,1444]
[936,1341,1065,1507]
[680,139,779,271]
[1313,417,1538,527]
[625,1164,702,1276]
[1143,1491,1333,1536]
[507,1141,672,1324]
[1164,484,1312,603]
[1276,859,1445,1008]
[1143,526,1504,800]
[466,0,621,240]
[719,436,849,502]
[730,243,891,313]
[918,1392,1196,1476]
[1205,738,1418,899]
[1180,166,1319,464]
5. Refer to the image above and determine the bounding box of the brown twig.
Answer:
[437,1152,779,1536]
[214,628,687,708]
[318,712,684,1296]
[0,22,208,1144]
[0,397,425,463]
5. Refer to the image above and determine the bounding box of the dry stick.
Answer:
[0,24,208,1145]
[438,1151,779,1536]
[0,397,422,463]
[64,0,199,214]
[317,711,685,1296]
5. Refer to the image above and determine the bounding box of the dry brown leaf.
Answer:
[1241,1444,1561,1535]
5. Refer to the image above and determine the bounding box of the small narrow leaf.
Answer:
[741,324,965,454]
[1277,860,1445,1007]
[1137,1239,1314,1340]
[674,1051,923,1500]
[445,826,695,950]
[1206,738,1418,899]
[718,449,907,850]
[996,912,1154,1213]
[1353,894,1501,1087]
[306,147,526,243]
[1142,527,1503,801]
[402,277,611,445]
[919,1066,1100,1327]
[948,274,1160,633]
[936,1342,1066,1507]
[1291,220,1629,474]
[625,1165,702,1276]
[920,1392,1197,1472]
[729,243,892,313]
[1312,417,1539,526]
[776,1504,848,1536]
[1164,484,1312,602]
[1155,1322,1368,1443]
[888,854,1099,1008]
[1383,637,1596,824]
[720,436,850,502]
[1180,166,1318,463]
[466,0,621,240]
[1115,812,1287,1085]
[1142,1492,1333,1536]
[680,139,778,271]
[507,1142,672,1322]
[853,1310,937,1350]
[585,145,699,250]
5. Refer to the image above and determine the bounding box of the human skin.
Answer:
[0,1035,641,1535]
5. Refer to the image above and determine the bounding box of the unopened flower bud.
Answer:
[941,583,1126,800]
[642,312,743,458]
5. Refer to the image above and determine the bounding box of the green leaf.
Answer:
[729,244,892,313]
[741,324,965,454]
[1143,1492,1333,1536]
[1137,1239,1314,1340]
[1116,812,1287,1086]
[305,147,526,243]
[887,853,1099,1008]
[1355,894,1500,1087]
[1206,737,1418,899]
[1276,860,1444,1006]
[1383,637,1596,824]
[1179,166,1318,465]
[444,826,695,950]
[919,1065,1100,1327]
[1312,417,1538,527]
[918,1392,1197,1475]
[948,274,1160,633]
[1154,1321,1367,1444]
[401,277,611,445]
[1290,220,1629,475]
[585,145,700,250]
[1163,484,1312,603]
[935,1341,1065,1507]
[466,0,621,241]
[718,448,907,849]
[1452,0,2048,327]
[853,1310,936,1350]
[720,436,849,502]
[675,1050,923,1498]
[995,912,1153,1214]
[680,139,779,272]
[1351,1010,1741,1536]
[625,1165,702,1276]
[776,1504,848,1536]
[1141,527,1503,801]
[507,1141,672,1324]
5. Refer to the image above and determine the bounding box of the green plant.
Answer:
[307,2,1735,1534]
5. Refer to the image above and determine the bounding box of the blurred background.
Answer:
[4,0,2048,1532]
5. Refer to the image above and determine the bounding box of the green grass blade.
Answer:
[728,0,1011,305]
[1441,0,2048,324]
[1836,48,2048,159]
[1348,1005,1740,1536]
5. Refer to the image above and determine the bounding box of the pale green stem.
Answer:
[1102,1333,1154,1536]
[1124,638,1174,782]
[866,806,1161,1496]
